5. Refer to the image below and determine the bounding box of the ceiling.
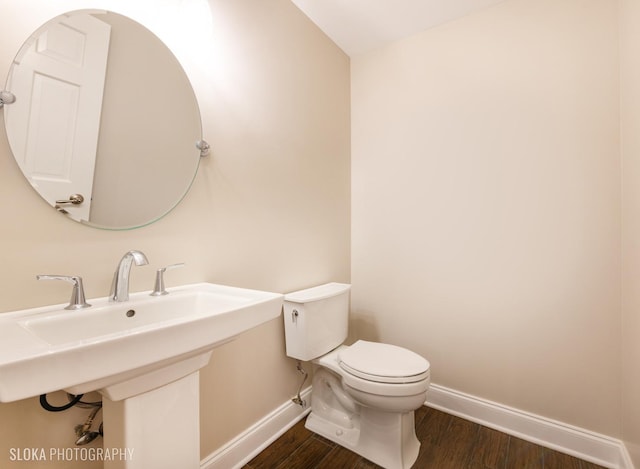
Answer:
[290,0,509,57]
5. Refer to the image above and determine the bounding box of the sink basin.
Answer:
[0,283,283,402]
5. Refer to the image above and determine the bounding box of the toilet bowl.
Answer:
[307,342,430,469]
[322,341,430,409]
[283,283,431,469]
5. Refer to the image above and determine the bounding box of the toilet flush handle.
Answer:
[292,309,299,323]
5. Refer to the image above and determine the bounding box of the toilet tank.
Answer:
[283,283,351,361]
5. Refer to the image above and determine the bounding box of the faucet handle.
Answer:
[36,275,91,310]
[150,263,185,296]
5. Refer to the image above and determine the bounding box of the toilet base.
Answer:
[305,407,420,469]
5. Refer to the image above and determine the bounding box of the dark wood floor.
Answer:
[244,406,607,469]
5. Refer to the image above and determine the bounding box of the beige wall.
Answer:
[621,0,640,465]
[351,0,621,437]
[0,0,350,467]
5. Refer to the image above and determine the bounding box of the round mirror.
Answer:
[3,10,203,230]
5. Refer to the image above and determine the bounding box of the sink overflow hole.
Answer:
[126,309,136,318]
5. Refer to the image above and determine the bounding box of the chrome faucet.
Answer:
[109,250,149,302]
[36,275,91,310]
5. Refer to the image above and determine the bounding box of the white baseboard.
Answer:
[200,383,634,469]
[426,383,634,469]
[200,387,312,469]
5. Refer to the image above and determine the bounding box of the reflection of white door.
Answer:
[5,13,110,222]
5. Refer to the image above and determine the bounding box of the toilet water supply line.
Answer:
[39,393,103,445]
[292,360,308,407]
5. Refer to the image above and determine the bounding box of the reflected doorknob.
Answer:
[55,194,85,205]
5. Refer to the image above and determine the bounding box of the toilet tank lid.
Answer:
[284,283,351,303]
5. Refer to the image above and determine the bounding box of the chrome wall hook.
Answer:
[0,91,16,108]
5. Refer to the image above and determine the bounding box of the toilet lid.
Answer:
[338,340,430,384]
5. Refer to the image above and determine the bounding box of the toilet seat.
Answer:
[338,340,430,384]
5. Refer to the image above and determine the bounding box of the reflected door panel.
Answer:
[5,13,111,221]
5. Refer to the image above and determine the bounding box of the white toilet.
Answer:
[283,283,430,469]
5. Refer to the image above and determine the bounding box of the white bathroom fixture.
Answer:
[0,282,283,469]
[283,283,430,469]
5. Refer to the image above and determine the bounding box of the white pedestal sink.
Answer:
[0,283,284,468]
[102,372,201,469]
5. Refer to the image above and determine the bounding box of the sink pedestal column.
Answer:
[102,371,200,469]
